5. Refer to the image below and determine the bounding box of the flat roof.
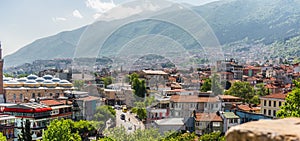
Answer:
[155,118,184,126]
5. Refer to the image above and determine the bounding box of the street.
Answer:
[116,109,145,133]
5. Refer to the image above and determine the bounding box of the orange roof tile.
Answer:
[195,113,222,122]
[218,95,242,100]
[170,95,219,103]
[261,93,287,99]
[40,100,64,106]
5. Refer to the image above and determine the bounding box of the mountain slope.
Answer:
[4,27,86,67]
[5,0,300,68]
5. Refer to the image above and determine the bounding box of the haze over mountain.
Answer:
[5,0,300,68]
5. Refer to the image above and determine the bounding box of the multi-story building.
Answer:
[0,115,15,140]
[260,92,287,117]
[194,113,223,135]
[220,112,240,133]
[67,91,101,120]
[169,94,221,118]
[3,103,52,141]
[3,74,73,103]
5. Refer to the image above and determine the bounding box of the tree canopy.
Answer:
[0,132,6,141]
[225,81,254,103]
[42,119,81,141]
[94,105,116,130]
[277,87,300,118]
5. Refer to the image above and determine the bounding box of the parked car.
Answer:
[120,114,125,120]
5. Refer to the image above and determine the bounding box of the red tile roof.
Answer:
[261,93,287,100]
[170,95,220,103]
[195,113,222,122]
[218,95,242,100]
[237,104,260,112]
[40,100,63,106]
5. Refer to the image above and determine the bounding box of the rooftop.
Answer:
[222,112,239,119]
[170,95,220,103]
[261,93,287,100]
[155,118,185,126]
[195,113,222,122]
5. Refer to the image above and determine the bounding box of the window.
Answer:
[264,100,266,106]
[20,94,23,101]
[234,119,238,123]
[269,101,271,107]
[196,122,200,126]
[279,101,282,107]
[213,122,220,127]
[38,93,41,97]
[273,101,276,107]
[268,110,271,116]
[32,93,35,98]
[273,110,276,117]
[13,94,16,100]
[264,109,266,115]
[49,93,53,97]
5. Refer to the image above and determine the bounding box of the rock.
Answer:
[226,118,300,141]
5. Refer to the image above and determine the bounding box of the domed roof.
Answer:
[27,74,38,80]
[43,75,53,80]
[6,80,19,84]
[52,78,61,82]
[36,77,45,82]
[59,80,71,84]
[44,80,54,83]
[3,77,13,81]
[17,77,27,82]
[25,80,37,83]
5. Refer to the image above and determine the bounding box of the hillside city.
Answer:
[1,38,300,141]
[2,0,300,141]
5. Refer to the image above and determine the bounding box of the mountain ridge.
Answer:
[5,0,300,68]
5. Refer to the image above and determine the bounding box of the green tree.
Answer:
[94,105,116,129]
[73,80,85,91]
[211,74,223,95]
[277,88,300,118]
[162,132,196,141]
[136,108,147,120]
[199,131,225,141]
[225,81,254,103]
[129,73,139,84]
[43,119,81,141]
[201,78,211,92]
[0,132,7,141]
[18,119,32,141]
[144,96,155,107]
[255,83,268,96]
[103,127,161,141]
[17,74,29,78]
[3,73,13,78]
[250,95,260,105]
[101,77,113,88]
[132,78,146,98]
[73,120,97,140]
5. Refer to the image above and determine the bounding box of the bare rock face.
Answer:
[226,118,300,141]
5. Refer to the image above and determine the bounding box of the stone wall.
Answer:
[226,118,300,141]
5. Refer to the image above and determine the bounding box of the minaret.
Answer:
[0,42,4,102]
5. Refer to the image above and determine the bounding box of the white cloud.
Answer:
[73,10,83,19]
[52,17,67,22]
[86,0,116,13]
[93,13,102,19]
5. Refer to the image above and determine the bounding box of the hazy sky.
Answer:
[0,0,220,57]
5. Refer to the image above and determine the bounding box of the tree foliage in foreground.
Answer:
[199,131,225,141]
[277,87,300,118]
[0,132,6,141]
[103,126,162,141]
[43,119,81,141]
